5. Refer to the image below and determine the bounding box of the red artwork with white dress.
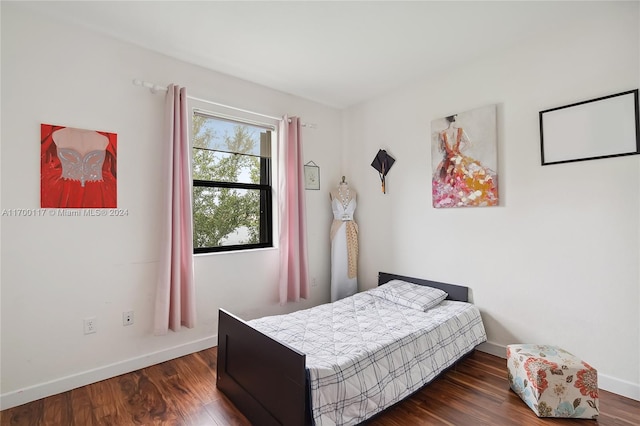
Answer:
[40,123,117,208]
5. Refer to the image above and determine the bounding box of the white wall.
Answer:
[344,2,640,400]
[0,3,341,408]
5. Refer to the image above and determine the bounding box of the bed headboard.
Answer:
[378,272,469,302]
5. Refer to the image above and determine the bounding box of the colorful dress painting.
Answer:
[431,105,498,208]
[41,123,117,208]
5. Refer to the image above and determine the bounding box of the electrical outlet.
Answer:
[311,277,318,287]
[123,311,134,326]
[84,317,97,334]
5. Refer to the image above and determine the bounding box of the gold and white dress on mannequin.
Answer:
[330,182,358,301]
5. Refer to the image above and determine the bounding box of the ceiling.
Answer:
[18,1,596,109]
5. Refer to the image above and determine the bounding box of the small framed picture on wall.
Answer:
[304,161,320,190]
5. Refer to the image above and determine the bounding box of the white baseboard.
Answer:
[0,335,217,411]
[476,340,640,402]
[598,374,640,401]
[476,341,507,358]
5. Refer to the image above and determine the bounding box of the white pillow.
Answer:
[369,279,448,311]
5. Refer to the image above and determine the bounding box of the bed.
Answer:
[216,272,487,425]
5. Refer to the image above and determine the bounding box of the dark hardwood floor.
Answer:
[1,348,638,425]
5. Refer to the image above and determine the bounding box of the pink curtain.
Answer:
[278,116,310,304]
[154,84,196,335]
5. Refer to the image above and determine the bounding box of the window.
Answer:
[192,110,274,253]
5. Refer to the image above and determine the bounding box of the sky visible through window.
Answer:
[200,117,266,157]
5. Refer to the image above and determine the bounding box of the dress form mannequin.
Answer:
[329,177,358,301]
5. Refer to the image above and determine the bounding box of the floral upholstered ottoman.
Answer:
[507,344,599,419]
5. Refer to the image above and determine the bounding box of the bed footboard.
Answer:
[217,309,309,426]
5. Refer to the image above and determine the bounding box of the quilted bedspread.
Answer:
[248,290,487,426]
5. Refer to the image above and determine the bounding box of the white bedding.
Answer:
[248,289,487,426]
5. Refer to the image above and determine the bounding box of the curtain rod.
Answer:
[132,79,316,128]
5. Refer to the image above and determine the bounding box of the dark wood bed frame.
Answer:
[217,272,469,426]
